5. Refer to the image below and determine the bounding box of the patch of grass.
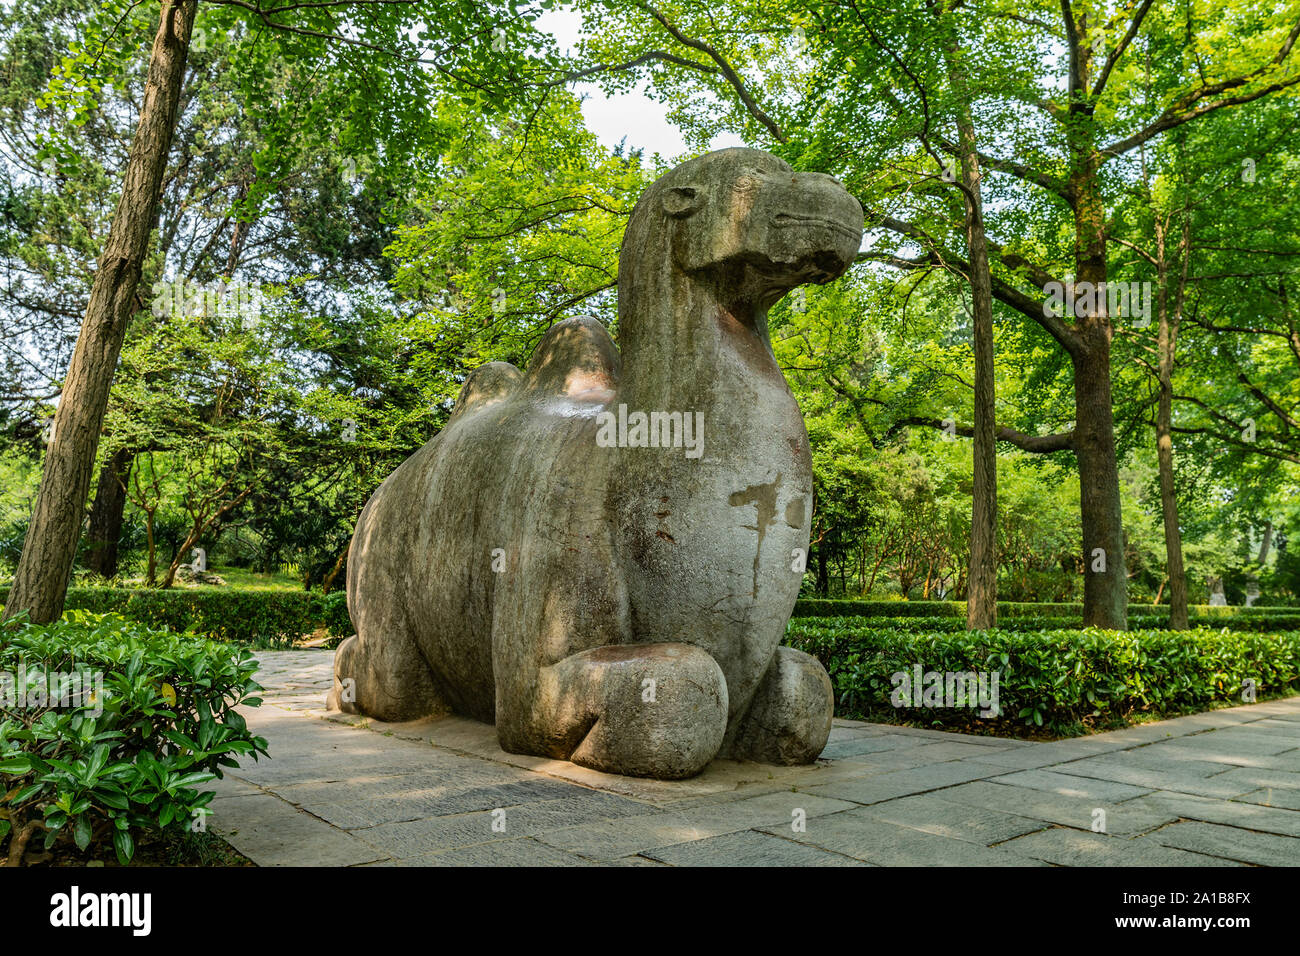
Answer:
[184,566,304,592]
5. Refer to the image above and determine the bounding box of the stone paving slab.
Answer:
[531,791,855,860]
[934,780,1181,836]
[208,792,387,867]
[1146,821,1300,866]
[1126,790,1300,837]
[994,827,1245,867]
[207,650,1300,866]
[1235,787,1300,810]
[350,793,651,858]
[800,759,1008,805]
[642,830,868,866]
[762,809,1049,866]
[987,769,1153,802]
[533,813,745,861]
[1047,756,1259,800]
[848,792,1050,845]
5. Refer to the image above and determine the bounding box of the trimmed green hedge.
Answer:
[793,599,1088,618]
[784,619,1300,736]
[789,612,1300,634]
[0,587,353,648]
[791,597,1300,629]
[3,587,1295,647]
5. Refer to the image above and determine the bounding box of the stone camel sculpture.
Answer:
[329,147,864,778]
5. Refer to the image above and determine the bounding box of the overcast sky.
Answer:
[537,8,745,161]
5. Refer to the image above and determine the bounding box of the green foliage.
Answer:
[0,612,267,865]
[4,0,1300,625]
[791,599,1300,626]
[791,610,1300,634]
[793,599,1079,618]
[557,0,1300,610]
[785,618,1300,737]
[386,92,649,399]
[0,587,354,648]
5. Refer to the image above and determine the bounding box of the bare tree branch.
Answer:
[637,1,788,143]
[890,415,1075,452]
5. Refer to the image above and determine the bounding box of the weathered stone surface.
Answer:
[353,793,650,857]
[207,793,386,867]
[803,760,1004,805]
[642,830,867,866]
[936,781,1180,835]
[767,809,1046,866]
[417,838,596,867]
[1146,821,1300,866]
[1125,790,1300,837]
[817,733,939,760]
[991,769,1153,802]
[1050,755,1257,799]
[330,148,863,779]
[996,827,1243,867]
[177,564,226,586]
[852,792,1050,845]
[1234,787,1300,811]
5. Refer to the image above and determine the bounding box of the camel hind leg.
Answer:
[327,561,446,722]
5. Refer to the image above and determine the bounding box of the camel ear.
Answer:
[662,185,704,219]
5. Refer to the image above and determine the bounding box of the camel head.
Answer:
[619,148,864,321]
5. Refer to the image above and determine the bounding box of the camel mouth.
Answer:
[772,212,862,241]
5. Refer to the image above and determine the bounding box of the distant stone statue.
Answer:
[1208,578,1228,607]
[329,148,864,778]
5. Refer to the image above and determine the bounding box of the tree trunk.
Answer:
[1074,332,1128,628]
[1155,350,1187,628]
[1257,520,1273,564]
[144,508,158,587]
[1,0,196,624]
[1067,106,1128,629]
[956,107,998,631]
[939,7,998,630]
[1054,17,1128,630]
[321,540,351,595]
[161,486,251,588]
[162,529,201,589]
[84,447,133,579]
[1155,222,1189,630]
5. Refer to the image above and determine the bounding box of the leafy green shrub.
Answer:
[789,611,1300,634]
[0,612,268,865]
[790,598,1300,631]
[784,619,1300,736]
[791,599,1092,618]
[0,587,357,648]
[1146,613,1300,632]
[321,591,354,638]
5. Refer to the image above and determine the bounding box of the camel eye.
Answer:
[734,175,759,192]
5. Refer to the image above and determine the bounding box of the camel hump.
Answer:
[524,315,621,400]
[450,361,523,422]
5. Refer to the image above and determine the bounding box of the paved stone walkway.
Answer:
[205,650,1300,866]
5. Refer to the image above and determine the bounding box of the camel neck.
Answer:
[618,273,781,416]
